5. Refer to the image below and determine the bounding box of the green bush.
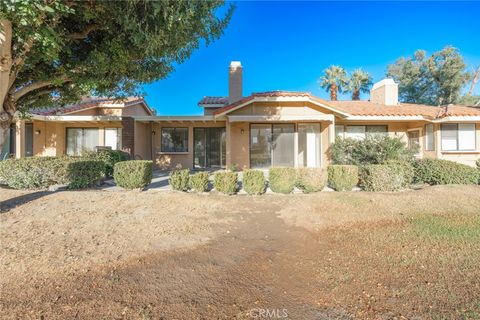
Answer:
[242,169,266,195]
[327,165,358,191]
[268,167,296,194]
[214,171,238,195]
[385,160,414,187]
[330,135,417,166]
[190,171,210,192]
[83,149,128,177]
[476,159,480,169]
[296,168,326,193]
[361,164,409,192]
[413,158,480,185]
[0,157,104,189]
[113,160,153,189]
[169,169,190,191]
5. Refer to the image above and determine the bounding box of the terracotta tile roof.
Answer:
[33,97,148,116]
[198,96,229,105]
[212,91,480,119]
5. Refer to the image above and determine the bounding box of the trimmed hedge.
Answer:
[361,164,408,192]
[214,171,238,195]
[327,165,358,191]
[242,169,266,195]
[83,149,128,177]
[169,169,190,191]
[385,160,414,187]
[0,157,104,189]
[190,171,210,192]
[296,168,326,193]
[413,158,480,185]
[113,160,153,189]
[269,167,296,194]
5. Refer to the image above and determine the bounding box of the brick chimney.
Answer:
[370,79,398,105]
[228,61,243,103]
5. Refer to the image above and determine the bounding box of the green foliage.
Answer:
[385,160,415,187]
[327,165,359,191]
[347,69,372,100]
[169,169,190,192]
[477,159,480,170]
[361,164,409,192]
[113,160,153,189]
[190,171,210,193]
[242,169,266,195]
[295,168,327,193]
[214,171,238,195]
[330,135,417,166]
[268,167,296,194]
[82,149,129,177]
[457,94,480,106]
[386,46,470,105]
[319,65,348,100]
[413,159,480,185]
[0,0,233,113]
[0,156,104,189]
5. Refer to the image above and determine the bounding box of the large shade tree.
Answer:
[347,69,372,100]
[319,65,347,101]
[386,46,470,106]
[0,0,233,151]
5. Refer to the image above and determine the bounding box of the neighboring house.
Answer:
[4,62,480,168]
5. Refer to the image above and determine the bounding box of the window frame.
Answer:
[161,127,189,153]
[336,125,388,140]
[104,127,122,150]
[65,127,100,155]
[424,124,435,151]
[440,123,476,151]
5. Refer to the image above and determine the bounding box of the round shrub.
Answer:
[327,165,358,191]
[268,167,296,194]
[113,160,153,189]
[361,164,408,192]
[214,171,238,195]
[242,169,266,195]
[169,169,190,191]
[385,160,414,187]
[296,168,326,193]
[190,171,210,192]
[413,158,480,185]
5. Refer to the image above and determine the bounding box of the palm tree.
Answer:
[319,65,347,101]
[347,69,373,100]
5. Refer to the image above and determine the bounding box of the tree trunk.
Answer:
[0,19,14,153]
[330,83,338,101]
[352,90,360,100]
[467,67,480,96]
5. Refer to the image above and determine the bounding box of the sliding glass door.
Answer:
[250,124,295,168]
[298,123,321,168]
[194,127,226,169]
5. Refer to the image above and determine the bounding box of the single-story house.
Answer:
[3,61,480,168]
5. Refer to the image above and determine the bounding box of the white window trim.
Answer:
[440,123,476,152]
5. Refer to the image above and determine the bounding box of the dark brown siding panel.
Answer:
[121,117,135,157]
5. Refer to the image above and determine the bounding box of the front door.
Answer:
[408,130,420,155]
[194,127,226,169]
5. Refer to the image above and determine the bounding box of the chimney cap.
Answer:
[372,78,397,90]
[230,61,242,68]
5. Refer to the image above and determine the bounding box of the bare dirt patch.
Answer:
[1,185,479,319]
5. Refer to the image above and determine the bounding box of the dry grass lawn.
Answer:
[1,185,479,319]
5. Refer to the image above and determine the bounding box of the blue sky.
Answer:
[143,1,480,115]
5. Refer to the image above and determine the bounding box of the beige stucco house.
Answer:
[4,61,480,168]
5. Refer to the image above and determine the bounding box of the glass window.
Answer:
[161,128,188,152]
[298,123,321,168]
[105,128,122,150]
[344,125,387,140]
[335,125,344,138]
[441,123,476,151]
[66,128,99,155]
[425,124,434,151]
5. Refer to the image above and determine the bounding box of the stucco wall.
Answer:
[134,121,152,160]
[32,120,122,156]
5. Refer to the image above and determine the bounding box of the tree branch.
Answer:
[467,66,480,96]
[8,37,35,87]
[68,24,99,40]
[13,77,70,101]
